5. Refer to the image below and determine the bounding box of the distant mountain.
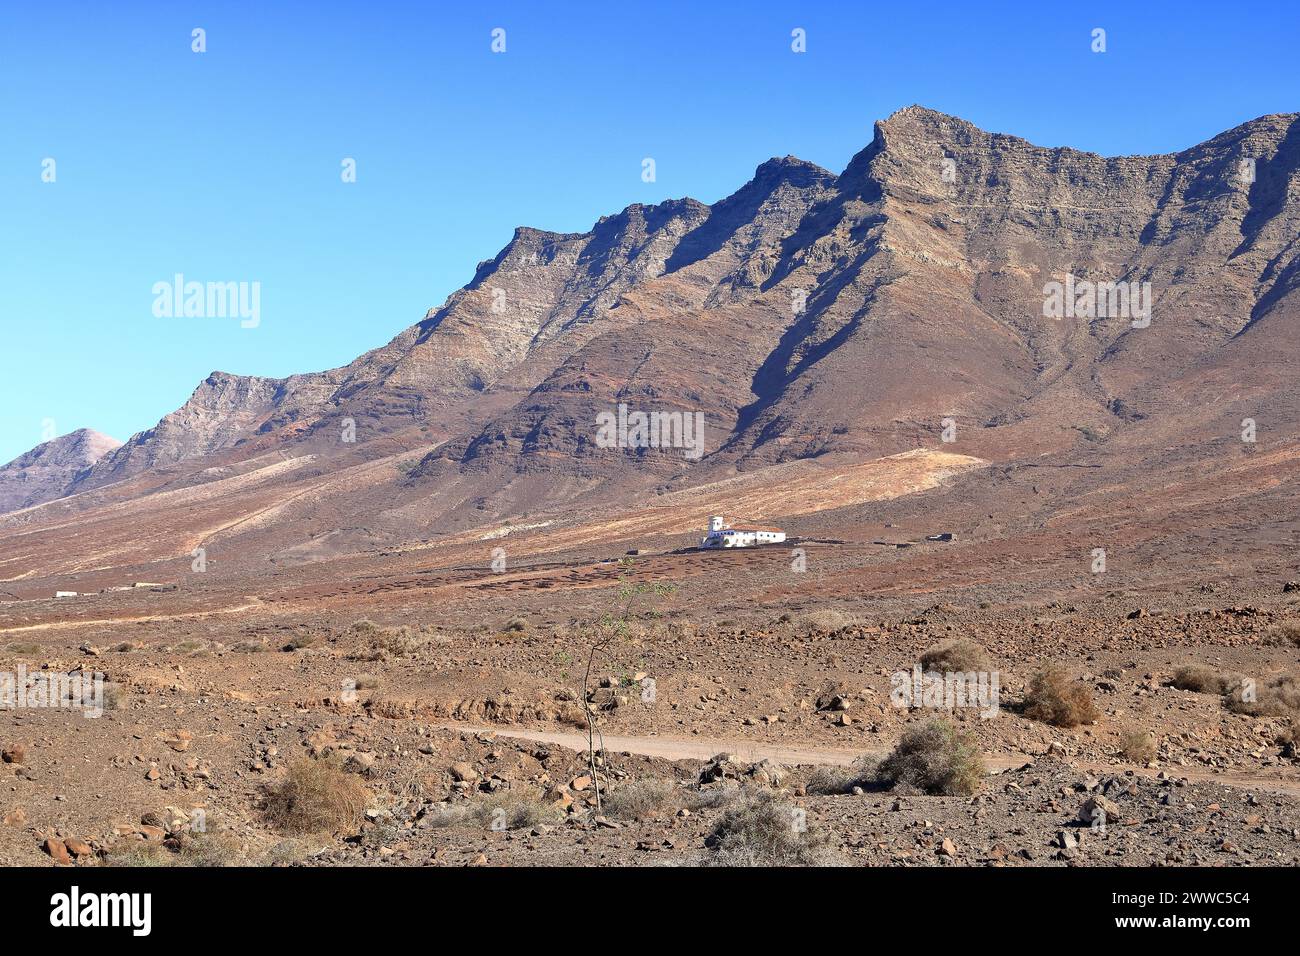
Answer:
[3,106,1299,576]
[0,429,121,513]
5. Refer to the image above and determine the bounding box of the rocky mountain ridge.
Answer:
[3,107,1298,558]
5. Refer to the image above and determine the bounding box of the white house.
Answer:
[700,515,786,549]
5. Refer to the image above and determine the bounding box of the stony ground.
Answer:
[3,573,1298,867]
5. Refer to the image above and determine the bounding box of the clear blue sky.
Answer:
[2,0,1297,464]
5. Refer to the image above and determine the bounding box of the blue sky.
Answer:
[2,0,1297,464]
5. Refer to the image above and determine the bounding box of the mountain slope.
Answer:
[0,429,122,513]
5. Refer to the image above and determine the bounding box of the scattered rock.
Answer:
[1078,794,1121,826]
[743,759,788,789]
[43,838,72,865]
[344,751,376,774]
[449,761,479,783]
[699,754,742,784]
[64,837,94,857]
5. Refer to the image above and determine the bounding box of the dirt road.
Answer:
[436,722,1300,797]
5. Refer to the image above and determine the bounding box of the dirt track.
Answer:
[438,723,1300,798]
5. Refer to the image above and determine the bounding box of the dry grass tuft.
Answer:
[425,788,560,830]
[603,778,678,820]
[104,829,246,868]
[262,757,369,835]
[1023,665,1100,727]
[1118,730,1158,763]
[348,622,428,661]
[795,608,857,633]
[1171,665,1231,694]
[919,639,992,673]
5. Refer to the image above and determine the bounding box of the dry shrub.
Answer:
[262,757,369,835]
[426,788,559,830]
[261,838,319,866]
[102,842,175,867]
[1023,666,1100,727]
[1264,621,1300,647]
[468,790,557,829]
[876,720,984,796]
[348,623,427,661]
[101,682,126,711]
[1278,724,1299,759]
[919,639,991,673]
[1222,674,1300,718]
[503,616,529,634]
[705,789,844,867]
[104,829,244,867]
[169,829,245,866]
[4,642,41,656]
[687,784,744,812]
[1171,665,1230,694]
[1118,730,1158,763]
[805,756,878,796]
[796,608,856,633]
[603,778,678,820]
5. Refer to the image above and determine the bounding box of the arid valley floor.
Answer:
[3,481,1300,867]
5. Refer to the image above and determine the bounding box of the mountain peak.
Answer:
[0,428,123,513]
[64,428,123,456]
[874,105,985,147]
[884,104,964,123]
[750,154,835,189]
[5,428,123,468]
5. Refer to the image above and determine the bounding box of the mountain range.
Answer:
[4,105,1299,587]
